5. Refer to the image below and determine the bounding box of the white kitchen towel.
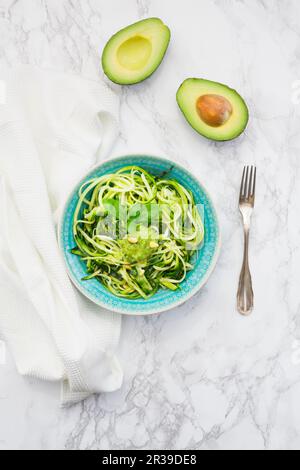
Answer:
[0,66,123,406]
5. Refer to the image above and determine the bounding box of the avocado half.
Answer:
[102,18,170,85]
[176,78,249,141]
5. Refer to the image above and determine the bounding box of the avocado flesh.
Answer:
[176,78,249,141]
[102,18,170,85]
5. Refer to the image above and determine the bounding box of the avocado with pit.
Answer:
[102,18,170,85]
[176,78,249,141]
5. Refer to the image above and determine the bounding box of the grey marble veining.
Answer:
[1,0,300,450]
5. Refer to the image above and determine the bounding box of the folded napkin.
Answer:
[0,66,123,405]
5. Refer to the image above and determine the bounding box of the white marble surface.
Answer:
[1,0,300,450]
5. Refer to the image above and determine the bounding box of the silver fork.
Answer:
[237,165,256,316]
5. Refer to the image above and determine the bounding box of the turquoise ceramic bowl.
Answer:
[59,155,221,315]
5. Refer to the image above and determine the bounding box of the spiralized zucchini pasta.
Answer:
[72,166,204,299]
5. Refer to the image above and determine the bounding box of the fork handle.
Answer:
[237,228,254,316]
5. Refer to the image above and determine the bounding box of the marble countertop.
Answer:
[1,0,300,451]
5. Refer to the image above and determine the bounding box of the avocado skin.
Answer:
[176,78,249,142]
[101,18,171,86]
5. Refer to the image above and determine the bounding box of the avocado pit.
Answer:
[196,94,233,128]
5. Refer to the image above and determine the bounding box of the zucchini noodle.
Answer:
[72,166,204,299]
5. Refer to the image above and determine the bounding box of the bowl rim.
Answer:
[58,154,222,315]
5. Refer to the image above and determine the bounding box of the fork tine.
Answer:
[244,166,249,198]
[240,166,256,201]
[239,166,246,199]
[248,166,254,198]
[252,166,256,197]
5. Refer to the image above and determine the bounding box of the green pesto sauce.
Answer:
[119,238,157,264]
